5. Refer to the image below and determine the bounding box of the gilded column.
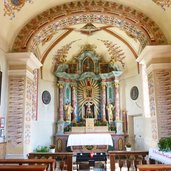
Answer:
[71,84,77,121]
[59,83,64,121]
[102,83,106,121]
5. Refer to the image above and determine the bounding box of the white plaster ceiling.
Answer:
[1,0,171,81]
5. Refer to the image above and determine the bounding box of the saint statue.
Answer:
[106,103,115,122]
[64,102,73,122]
[85,101,93,118]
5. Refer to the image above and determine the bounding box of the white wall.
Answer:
[31,79,57,150]
[134,116,145,150]
[0,49,8,142]
[121,73,155,150]
[124,74,143,115]
[143,117,152,150]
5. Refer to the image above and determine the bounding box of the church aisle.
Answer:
[55,158,131,171]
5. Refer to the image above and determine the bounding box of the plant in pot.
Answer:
[125,142,132,151]
[49,144,56,153]
[158,136,171,152]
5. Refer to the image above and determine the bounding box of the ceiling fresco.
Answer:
[12,1,166,53]
[1,0,171,80]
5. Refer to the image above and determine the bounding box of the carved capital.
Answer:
[71,84,77,89]
[57,83,64,89]
[114,82,120,87]
[101,83,106,90]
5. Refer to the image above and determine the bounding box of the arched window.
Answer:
[82,57,94,72]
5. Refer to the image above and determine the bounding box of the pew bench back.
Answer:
[0,165,47,171]
[138,164,171,171]
[0,159,55,171]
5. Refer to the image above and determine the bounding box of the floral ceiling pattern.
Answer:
[152,0,171,10]
[3,0,33,19]
[12,0,167,54]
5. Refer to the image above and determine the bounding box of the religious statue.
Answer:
[106,103,115,122]
[85,101,93,118]
[64,102,73,122]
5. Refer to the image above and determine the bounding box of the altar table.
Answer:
[67,133,113,146]
[149,148,171,164]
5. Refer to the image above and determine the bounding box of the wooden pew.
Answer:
[28,152,73,171]
[138,164,171,171]
[0,165,47,171]
[0,159,55,171]
[109,151,149,171]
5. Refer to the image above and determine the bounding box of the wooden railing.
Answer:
[28,152,73,171]
[0,165,47,171]
[109,151,149,171]
[0,159,55,171]
[138,164,171,171]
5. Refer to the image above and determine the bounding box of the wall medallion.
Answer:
[130,86,139,100]
[42,90,51,104]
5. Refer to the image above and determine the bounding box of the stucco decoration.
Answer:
[152,0,171,10]
[99,39,125,68]
[12,1,167,53]
[3,0,33,19]
[53,40,80,69]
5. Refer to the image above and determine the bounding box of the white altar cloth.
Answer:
[67,133,113,147]
[149,148,171,164]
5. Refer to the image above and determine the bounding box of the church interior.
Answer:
[1,0,171,170]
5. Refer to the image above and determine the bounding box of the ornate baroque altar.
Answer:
[54,45,127,152]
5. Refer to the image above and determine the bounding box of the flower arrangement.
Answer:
[72,119,86,127]
[109,124,116,132]
[64,125,71,132]
[125,142,131,148]
[94,119,108,126]
[35,145,49,152]
[49,144,56,149]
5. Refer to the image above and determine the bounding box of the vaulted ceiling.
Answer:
[1,0,171,81]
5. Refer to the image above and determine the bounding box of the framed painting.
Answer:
[130,86,139,100]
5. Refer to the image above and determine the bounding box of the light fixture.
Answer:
[3,0,33,19]
[152,0,171,10]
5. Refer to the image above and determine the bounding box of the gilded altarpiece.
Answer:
[55,49,126,152]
